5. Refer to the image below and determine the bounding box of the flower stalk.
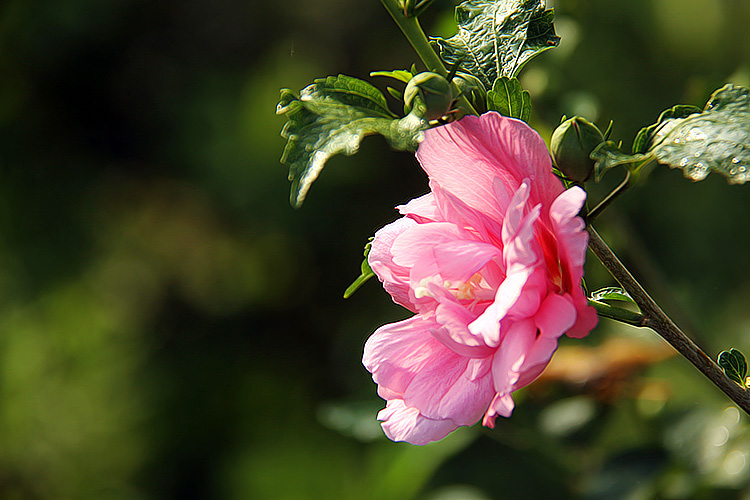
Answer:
[379,0,479,117]
[587,226,750,414]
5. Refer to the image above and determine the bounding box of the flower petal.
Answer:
[416,113,563,222]
[397,192,440,223]
[368,217,417,310]
[377,399,458,445]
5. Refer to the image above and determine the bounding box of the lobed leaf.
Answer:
[649,84,750,184]
[432,0,560,90]
[487,76,531,121]
[278,75,427,207]
[718,348,748,388]
[590,141,654,182]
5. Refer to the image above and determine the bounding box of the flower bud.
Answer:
[550,116,604,182]
[404,72,453,120]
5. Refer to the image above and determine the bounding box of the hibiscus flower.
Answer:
[363,112,598,444]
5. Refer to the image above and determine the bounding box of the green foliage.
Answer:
[591,85,750,185]
[487,76,531,121]
[344,240,376,298]
[432,0,560,90]
[651,84,750,184]
[632,105,701,155]
[717,348,748,388]
[278,75,427,207]
[590,286,635,304]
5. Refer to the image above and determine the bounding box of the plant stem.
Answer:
[585,170,631,223]
[587,226,750,414]
[379,0,479,117]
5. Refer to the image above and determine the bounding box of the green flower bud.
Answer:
[404,72,453,120]
[451,72,487,114]
[550,116,604,182]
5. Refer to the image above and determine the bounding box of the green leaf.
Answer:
[432,0,560,90]
[648,84,750,184]
[278,75,427,207]
[371,69,415,84]
[343,240,375,298]
[718,348,748,388]
[487,76,531,121]
[632,105,701,155]
[590,141,654,182]
[590,286,636,304]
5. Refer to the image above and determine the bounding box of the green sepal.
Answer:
[343,240,376,298]
[632,105,701,155]
[432,0,560,90]
[487,76,531,122]
[590,141,654,182]
[278,75,427,207]
[590,286,636,304]
[718,348,748,388]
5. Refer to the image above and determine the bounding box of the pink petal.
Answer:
[368,217,417,310]
[391,222,461,269]
[502,180,542,273]
[490,318,537,395]
[363,315,448,397]
[483,392,515,427]
[416,113,563,222]
[377,399,458,445]
[403,356,494,427]
[397,192,440,223]
[468,268,532,347]
[432,299,496,358]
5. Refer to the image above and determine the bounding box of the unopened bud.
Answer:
[404,72,453,120]
[550,116,604,182]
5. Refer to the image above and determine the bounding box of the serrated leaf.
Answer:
[648,84,750,184]
[590,287,636,304]
[487,76,531,121]
[590,141,654,182]
[718,348,748,387]
[278,75,427,207]
[343,240,375,298]
[432,0,560,90]
[632,105,701,155]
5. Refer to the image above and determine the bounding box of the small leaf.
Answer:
[344,240,376,298]
[590,141,654,182]
[590,287,636,304]
[432,0,560,90]
[649,84,750,184]
[370,69,415,84]
[718,348,748,388]
[487,76,532,121]
[278,75,427,207]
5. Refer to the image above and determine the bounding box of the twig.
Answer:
[587,226,750,414]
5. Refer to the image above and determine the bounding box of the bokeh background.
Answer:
[1,0,749,498]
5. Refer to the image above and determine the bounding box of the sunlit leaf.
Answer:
[649,84,750,184]
[278,75,427,207]
[590,286,635,304]
[717,348,748,387]
[370,69,415,84]
[344,240,375,298]
[432,0,559,90]
[487,76,531,121]
[632,105,701,155]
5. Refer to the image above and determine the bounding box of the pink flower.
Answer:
[363,112,598,445]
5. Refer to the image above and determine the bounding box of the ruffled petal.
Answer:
[490,318,537,396]
[403,356,494,427]
[378,399,458,445]
[363,315,448,398]
[416,113,563,222]
[368,217,417,310]
[397,192,440,223]
[548,187,598,338]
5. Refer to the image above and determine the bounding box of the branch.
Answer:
[587,226,750,413]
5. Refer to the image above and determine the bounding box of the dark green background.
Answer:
[0,0,749,498]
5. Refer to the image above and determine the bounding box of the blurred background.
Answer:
[0,0,749,498]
